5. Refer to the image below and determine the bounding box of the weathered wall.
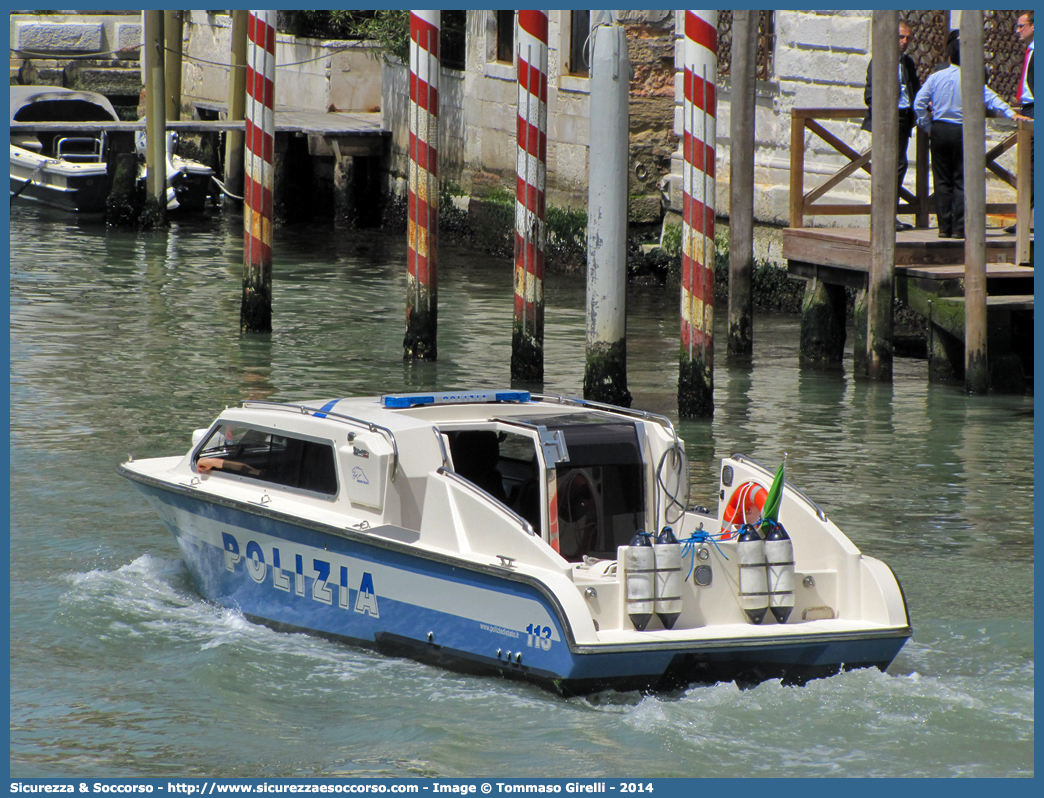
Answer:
[180,11,382,115]
[382,60,466,196]
[446,9,676,215]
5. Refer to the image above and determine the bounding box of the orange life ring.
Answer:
[722,481,768,528]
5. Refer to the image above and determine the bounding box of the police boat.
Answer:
[119,391,911,696]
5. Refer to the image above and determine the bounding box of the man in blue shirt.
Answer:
[913,35,1025,238]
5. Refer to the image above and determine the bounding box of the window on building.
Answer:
[441,10,466,71]
[983,10,1025,105]
[717,11,775,82]
[567,10,591,77]
[496,10,514,63]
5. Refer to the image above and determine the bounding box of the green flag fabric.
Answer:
[761,455,786,523]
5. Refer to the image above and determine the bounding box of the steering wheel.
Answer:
[558,470,598,559]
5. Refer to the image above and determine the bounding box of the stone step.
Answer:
[64,61,142,95]
[13,58,143,99]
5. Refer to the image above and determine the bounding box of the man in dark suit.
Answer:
[1017,11,1034,118]
[1006,11,1033,231]
[862,20,921,231]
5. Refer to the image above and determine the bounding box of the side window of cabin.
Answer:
[446,429,542,536]
[194,425,337,496]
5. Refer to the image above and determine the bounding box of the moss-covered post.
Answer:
[141,10,167,229]
[960,11,989,393]
[678,10,717,417]
[584,17,632,407]
[404,10,440,361]
[867,10,899,381]
[800,279,847,368]
[240,10,277,334]
[727,9,757,362]
[512,10,549,383]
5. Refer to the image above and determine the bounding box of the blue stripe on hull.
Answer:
[131,480,909,695]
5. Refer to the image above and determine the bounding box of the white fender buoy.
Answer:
[624,532,655,631]
[736,524,768,624]
[764,520,795,624]
[654,526,683,630]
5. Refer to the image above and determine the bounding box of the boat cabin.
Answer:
[189,393,669,563]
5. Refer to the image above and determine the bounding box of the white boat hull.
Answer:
[120,392,911,696]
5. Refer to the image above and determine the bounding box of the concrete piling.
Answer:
[678,10,717,418]
[511,10,549,384]
[583,17,632,408]
[960,11,989,394]
[404,10,440,361]
[240,10,277,334]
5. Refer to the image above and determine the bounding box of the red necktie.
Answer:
[1019,48,1031,102]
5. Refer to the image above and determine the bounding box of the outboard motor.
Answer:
[653,526,683,629]
[624,531,655,631]
[763,519,795,624]
[736,523,768,624]
[134,127,183,209]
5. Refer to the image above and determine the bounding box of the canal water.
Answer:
[9,205,1033,778]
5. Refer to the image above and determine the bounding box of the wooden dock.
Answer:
[784,225,1034,387]
[10,106,390,156]
[785,226,1029,280]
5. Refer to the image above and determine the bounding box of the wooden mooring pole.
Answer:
[163,11,183,121]
[240,10,277,334]
[679,10,717,417]
[511,10,549,384]
[142,10,168,228]
[960,11,989,393]
[404,10,440,361]
[867,10,899,381]
[584,17,632,407]
[224,10,248,198]
[727,10,757,362]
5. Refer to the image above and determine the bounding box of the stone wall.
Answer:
[447,10,676,215]
[180,11,383,115]
[10,13,142,60]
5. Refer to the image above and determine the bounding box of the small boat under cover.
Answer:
[119,391,911,696]
[10,85,212,213]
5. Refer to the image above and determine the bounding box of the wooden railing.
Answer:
[789,108,1033,258]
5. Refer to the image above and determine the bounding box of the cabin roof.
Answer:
[11,85,119,124]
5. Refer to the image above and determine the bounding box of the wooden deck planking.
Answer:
[11,107,388,140]
[783,226,1026,270]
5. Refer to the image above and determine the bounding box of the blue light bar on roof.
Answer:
[381,390,531,408]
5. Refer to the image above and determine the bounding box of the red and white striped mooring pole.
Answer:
[240,9,276,333]
[511,10,548,382]
[679,10,717,417]
[404,10,440,360]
